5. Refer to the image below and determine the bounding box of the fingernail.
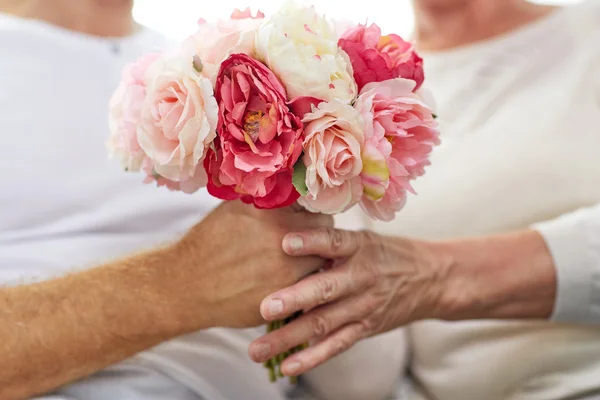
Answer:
[269,299,284,317]
[284,361,302,375]
[252,343,271,360]
[287,236,303,252]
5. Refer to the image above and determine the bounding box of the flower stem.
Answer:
[269,362,276,383]
[264,314,307,384]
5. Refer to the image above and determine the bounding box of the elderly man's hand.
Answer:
[172,201,334,330]
[247,228,448,376]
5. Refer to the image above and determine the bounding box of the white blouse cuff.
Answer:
[532,206,600,324]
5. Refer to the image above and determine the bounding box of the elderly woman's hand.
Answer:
[247,228,448,376]
[248,228,557,376]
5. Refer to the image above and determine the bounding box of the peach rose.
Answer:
[297,99,365,214]
[137,49,218,188]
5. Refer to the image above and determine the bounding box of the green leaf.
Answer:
[292,157,308,196]
[432,113,438,119]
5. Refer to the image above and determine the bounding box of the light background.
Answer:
[133,0,584,41]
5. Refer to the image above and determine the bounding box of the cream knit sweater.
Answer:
[365,1,600,399]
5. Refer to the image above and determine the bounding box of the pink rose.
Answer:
[297,99,365,214]
[354,78,440,221]
[184,8,264,83]
[137,49,218,191]
[107,53,160,171]
[205,53,303,209]
[338,23,424,92]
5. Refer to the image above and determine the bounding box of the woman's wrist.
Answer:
[430,230,557,321]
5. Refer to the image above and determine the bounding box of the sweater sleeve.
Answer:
[532,203,600,324]
[536,6,600,323]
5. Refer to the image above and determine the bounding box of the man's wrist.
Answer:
[124,243,217,337]
[430,230,557,321]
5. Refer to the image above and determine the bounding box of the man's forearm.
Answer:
[433,229,557,321]
[0,245,209,400]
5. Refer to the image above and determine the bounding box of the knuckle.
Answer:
[309,314,330,337]
[329,229,344,251]
[315,277,336,304]
[358,318,374,335]
[360,294,379,315]
[331,336,352,356]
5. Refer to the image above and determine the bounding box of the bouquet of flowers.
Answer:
[107,0,439,382]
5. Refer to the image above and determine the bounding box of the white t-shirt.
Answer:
[0,13,297,400]
[367,1,600,399]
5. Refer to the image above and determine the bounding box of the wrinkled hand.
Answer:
[169,201,333,331]
[248,228,446,376]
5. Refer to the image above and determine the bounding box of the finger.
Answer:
[282,228,362,258]
[260,263,372,321]
[250,294,371,362]
[280,322,367,376]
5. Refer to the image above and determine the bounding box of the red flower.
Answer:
[205,53,303,209]
[338,23,424,92]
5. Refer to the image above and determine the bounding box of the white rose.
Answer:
[255,1,357,103]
